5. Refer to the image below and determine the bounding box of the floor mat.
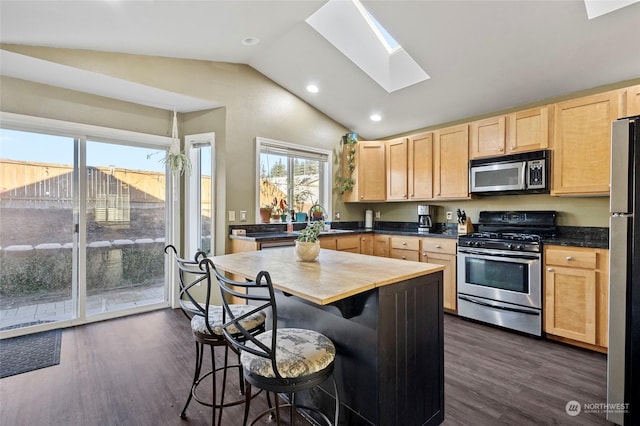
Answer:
[0,329,62,379]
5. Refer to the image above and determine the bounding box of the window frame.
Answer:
[255,137,332,222]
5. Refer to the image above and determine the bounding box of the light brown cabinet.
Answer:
[544,245,609,351]
[319,236,337,250]
[552,90,623,196]
[469,116,506,158]
[373,235,390,257]
[343,141,386,202]
[389,236,420,261]
[360,234,373,256]
[386,137,409,201]
[420,238,457,312]
[626,84,640,116]
[507,106,552,154]
[386,132,433,201]
[336,235,360,253]
[433,124,470,200]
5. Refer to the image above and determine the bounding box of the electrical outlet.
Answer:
[334,212,341,220]
[375,211,381,219]
[240,210,247,222]
[228,210,236,221]
[446,211,453,221]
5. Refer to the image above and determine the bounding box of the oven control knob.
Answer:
[507,243,514,249]
[516,244,523,250]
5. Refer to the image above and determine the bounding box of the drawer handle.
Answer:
[566,256,572,261]
[402,256,406,259]
[402,242,407,245]
[547,267,554,272]
[435,244,441,248]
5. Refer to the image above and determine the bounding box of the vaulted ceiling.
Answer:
[1,0,639,140]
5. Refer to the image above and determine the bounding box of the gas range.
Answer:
[458,210,556,253]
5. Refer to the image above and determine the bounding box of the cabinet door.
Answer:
[390,249,420,262]
[386,137,408,201]
[360,234,373,256]
[336,235,360,253]
[319,237,337,250]
[358,142,387,201]
[507,106,551,154]
[433,124,470,199]
[627,84,640,116]
[545,266,597,344]
[373,235,389,257]
[424,252,456,312]
[408,132,433,200]
[552,91,621,195]
[469,116,506,158]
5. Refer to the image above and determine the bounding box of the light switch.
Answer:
[240,210,247,222]
[228,210,236,221]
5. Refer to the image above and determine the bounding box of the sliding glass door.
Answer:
[0,124,171,332]
[0,130,76,329]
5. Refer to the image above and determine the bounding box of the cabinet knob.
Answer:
[422,252,427,256]
[435,244,441,248]
[547,267,554,272]
[436,192,440,196]
[360,195,364,199]
[497,147,503,151]
[566,256,572,261]
[402,241,407,245]
[511,146,516,150]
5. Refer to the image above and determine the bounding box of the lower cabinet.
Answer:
[373,235,390,257]
[319,235,361,253]
[360,234,373,256]
[389,236,420,261]
[544,245,609,352]
[420,238,457,313]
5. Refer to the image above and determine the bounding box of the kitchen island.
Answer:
[210,247,445,425]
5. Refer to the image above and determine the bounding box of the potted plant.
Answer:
[309,203,324,221]
[293,186,312,222]
[295,220,324,262]
[259,205,272,223]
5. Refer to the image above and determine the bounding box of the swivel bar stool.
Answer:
[165,245,266,425]
[207,258,340,426]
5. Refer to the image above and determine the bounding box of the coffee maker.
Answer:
[417,205,433,233]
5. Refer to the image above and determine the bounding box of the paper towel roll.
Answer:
[365,210,373,229]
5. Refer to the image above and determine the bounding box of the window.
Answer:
[256,137,331,222]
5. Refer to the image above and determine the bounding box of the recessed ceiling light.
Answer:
[370,114,382,122]
[241,37,260,46]
[306,84,319,93]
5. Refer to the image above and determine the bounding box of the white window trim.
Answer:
[255,136,332,221]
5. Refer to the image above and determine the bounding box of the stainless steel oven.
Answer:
[456,211,556,336]
[457,247,542,335]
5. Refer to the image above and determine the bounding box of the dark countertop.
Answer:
[229,223,609,248]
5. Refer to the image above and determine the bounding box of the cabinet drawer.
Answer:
[336,235,360,251]
[421,238,456,255]
[545,248,597,269]
[390,236,420,251]
[390,248,420,262]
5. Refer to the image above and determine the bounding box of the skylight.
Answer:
[306,0,429,93]
[352,0,401,54]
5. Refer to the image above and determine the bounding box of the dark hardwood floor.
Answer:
[0,309,610,425]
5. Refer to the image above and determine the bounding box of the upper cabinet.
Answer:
[552,90,623,196]
[433,124,470,200]
[507,106,552,154]
[386,137,409,201]
[343,141,386,202]
[469,116,506,158]
[626,84,640,116]
[386,132,433,201]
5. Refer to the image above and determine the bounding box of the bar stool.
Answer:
[206,258,340,426]
[165,245,266,425]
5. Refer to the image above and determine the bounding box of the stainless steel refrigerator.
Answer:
[608,115,640,425]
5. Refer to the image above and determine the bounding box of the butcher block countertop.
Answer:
[210,246,444,305]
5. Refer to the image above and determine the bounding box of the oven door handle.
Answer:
[458,295,540,315]
[457,249,539,260]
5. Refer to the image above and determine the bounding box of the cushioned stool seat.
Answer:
[242,328,335,379]
[191,305,266,338]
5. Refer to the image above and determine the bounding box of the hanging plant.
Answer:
[338,132,358,194]
[148,110,192,176]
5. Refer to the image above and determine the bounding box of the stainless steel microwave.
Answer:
[469,150,550,195]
